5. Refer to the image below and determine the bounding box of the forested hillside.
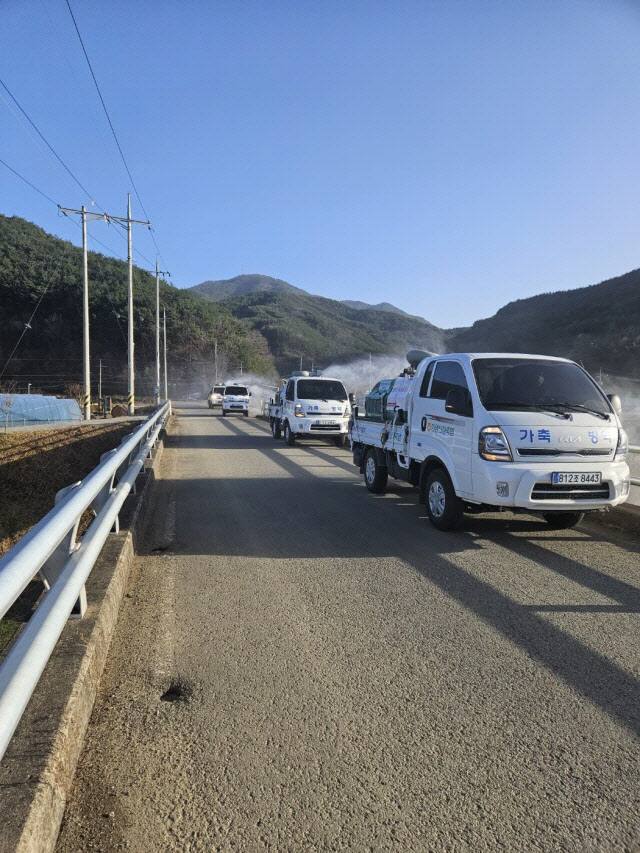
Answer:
[220,290,444,375]
[0,216,274,396]
[448,270,640,379]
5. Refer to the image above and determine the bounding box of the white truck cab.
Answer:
[269,372,351,447]
[208,384,225,409]
[350,352,630,530]
[222,383,250,417]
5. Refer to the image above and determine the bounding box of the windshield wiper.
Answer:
[486,401,571,418]
[545,402,610,421]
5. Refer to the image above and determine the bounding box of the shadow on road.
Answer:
[160,405,640,739]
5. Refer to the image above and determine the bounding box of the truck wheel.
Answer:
[271,418,281,439]
[243,410,249,417]
[425,469,464,530]
[284,421,296,446]
[364,449,388,494]
[333,434,347,448]
[222,411,226,417]
[542,512,584,529]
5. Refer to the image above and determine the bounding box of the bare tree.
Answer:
[0,381,18,433]
[64,382,85,411]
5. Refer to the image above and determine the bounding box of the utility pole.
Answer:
[58,204,108,420]
[102,195,151,414]
[214,340,218,384]
[155,257,170,407]
[98,358,102,403]
[163,308,168,401]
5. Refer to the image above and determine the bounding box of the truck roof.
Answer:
[424,352,574,365]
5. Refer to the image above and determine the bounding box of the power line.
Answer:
[0,157,58,206]
[0,280,52,380]
[0,77,102,211]
[65,0,169,272]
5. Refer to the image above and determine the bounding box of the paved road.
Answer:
[57,402,640,851]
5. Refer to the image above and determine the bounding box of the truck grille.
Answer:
[530,482,610,501]
[517,448,611,457]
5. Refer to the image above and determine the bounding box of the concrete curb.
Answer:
[0,423,169,853]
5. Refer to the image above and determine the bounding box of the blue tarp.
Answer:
[0,394,82,426]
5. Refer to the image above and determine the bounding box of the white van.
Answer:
[350,353,630,529]
[222,383,250,417]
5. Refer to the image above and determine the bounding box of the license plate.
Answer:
[552,472,602,484]
[317,419,337,425]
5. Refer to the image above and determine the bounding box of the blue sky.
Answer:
[3,0,640,329]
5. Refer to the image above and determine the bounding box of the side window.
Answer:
[285,380,295,401]
[419,362,435,398]
[430,361,469,400]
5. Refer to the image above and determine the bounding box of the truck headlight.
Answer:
[343,409,350,418]
[294,404,305,418]
[615,427,628,462]
[479,426,512,461]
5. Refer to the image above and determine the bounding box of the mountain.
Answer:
[0,216,275,396]
[190,274,418,318]
[341,300,410,316]
[447,270,640,378]
[190,274,307,302]
[219,290,444,376]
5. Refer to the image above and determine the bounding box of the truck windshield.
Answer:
[225,386,248,395]
[213,386,225,394]
[472,358,611,417]
[297,379,347,401]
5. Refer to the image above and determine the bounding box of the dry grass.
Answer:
[0,422,136,558]
[0,421,142,653]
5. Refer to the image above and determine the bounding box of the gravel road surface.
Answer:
[56,402,640,851]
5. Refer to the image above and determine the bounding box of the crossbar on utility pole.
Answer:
[58,205,108,420]
[103,195,151,414]
[155,258,170,406]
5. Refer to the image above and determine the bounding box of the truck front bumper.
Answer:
[470,459,630,511]
[292,417,349,436]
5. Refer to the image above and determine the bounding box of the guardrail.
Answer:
[0,402,170,761]
[630,445,640,487]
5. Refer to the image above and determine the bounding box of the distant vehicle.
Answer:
[187,392,202,400]
[269,371,351,447]
[222,384,250,417]
[208,385,225,409]
[349,351,630,530]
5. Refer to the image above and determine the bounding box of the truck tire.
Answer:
[222,411,226,417]
[271,418,281,439]
[284,421,296,446]
[424,468,464,530]
[243,410,249,417]
[542,512,584,529]
[364,449,388,494]
[334,434,347,448]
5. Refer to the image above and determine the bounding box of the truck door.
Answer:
[415,359,473,496]
[284,379,295,420]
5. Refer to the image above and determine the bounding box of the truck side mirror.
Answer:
[607,393,622,415]
[445,388,473,417]
[348,393,356,406]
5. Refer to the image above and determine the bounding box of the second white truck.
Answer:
[269,371,351,446]
[350,351,630,530]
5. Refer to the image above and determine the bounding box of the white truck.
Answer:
[269,371,352,446]
[207,384,225,409]
[349,351,630,530]
[222,383,251,417]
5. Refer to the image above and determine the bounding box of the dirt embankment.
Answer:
[0,423,137,558]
